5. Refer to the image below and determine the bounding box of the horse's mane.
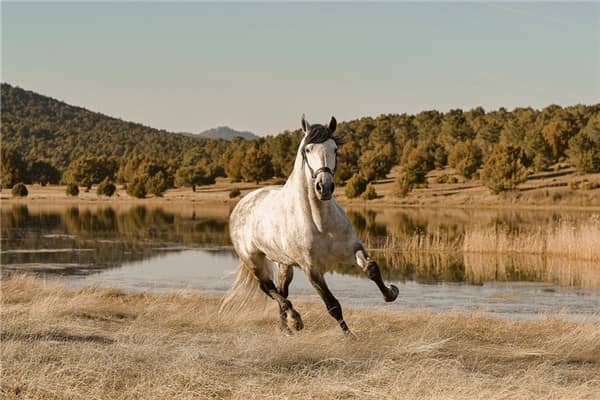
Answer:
[304,124,343,147]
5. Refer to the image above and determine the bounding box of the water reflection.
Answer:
[2,204,599,290]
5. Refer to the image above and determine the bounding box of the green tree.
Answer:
[126,176,147,198]
[344,173,368,198]
[175,165,215,191]
[480,145,528,194]
[97,178,116,197]
[447,141,482,179]
[64,156,118,190]
[1,146,27,188]
[66,184,79,197]
[28,160,61,186]
[11,182,28,197]
[567,114,600,173]
[241,146,273,184]
[358,143,396,181]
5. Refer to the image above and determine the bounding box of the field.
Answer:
[3,166,600,209]
[2,275,599,400]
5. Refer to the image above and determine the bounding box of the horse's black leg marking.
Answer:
[276,265,294,332]
[259,278,303,332]
[354,244,399,302]
[307,271,351,335]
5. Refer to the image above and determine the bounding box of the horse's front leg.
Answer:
[306,270,352,335]
[276,264,296,333]
[354,244,399,302]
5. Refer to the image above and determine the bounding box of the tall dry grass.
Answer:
[463,217,600,261]
[1,275,599,400]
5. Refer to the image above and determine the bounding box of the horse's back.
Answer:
[229,185,283,257]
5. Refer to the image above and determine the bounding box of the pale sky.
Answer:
[2,2,598,136]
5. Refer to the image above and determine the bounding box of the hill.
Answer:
[181,126,259,141]
[0,83,229,170]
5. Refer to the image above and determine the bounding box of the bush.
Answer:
[97,178,116,197]
[581,181,600,191]
[435,174,449,184]
[66,184,79,197]
[11,182,28,197]
[361,184,378,200]
[344,173,368,199]
[480,145,528,194]
[126,176,147,199]
[229,188,241,198]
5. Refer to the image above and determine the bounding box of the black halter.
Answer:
[302,151,335,180]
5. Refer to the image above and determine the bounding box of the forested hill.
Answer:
[1,83,229,170]
[2,82,599,199]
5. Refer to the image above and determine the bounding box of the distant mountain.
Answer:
[182,126,259,141]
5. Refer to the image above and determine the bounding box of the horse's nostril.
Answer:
[316,182,323,193]
[331,182,335,192]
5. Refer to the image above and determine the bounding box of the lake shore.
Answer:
[2,275,599,400]
[2,167,600,210]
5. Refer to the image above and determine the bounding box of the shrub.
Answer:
[97,178,116,197]
[449,176,459,184]
[11,182,28,197]
[361,184,378,200]
[395,164,427,197]
[126,176,147,199]
[480,145,528,194]
[344,173,368,199]
[229,188,241,198]
[66,184,79,197]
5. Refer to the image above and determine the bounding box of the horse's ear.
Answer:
[301,114,310,134]
[329,116,337,133]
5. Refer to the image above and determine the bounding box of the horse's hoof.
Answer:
[290,310,303,331]
[343,329,357,340]
[385,284,399,302]
[280,324,293,336]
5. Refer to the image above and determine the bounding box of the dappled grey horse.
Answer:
[221,115,399,335]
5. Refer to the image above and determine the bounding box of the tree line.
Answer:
[2,83,599,198]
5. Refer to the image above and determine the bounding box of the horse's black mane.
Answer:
[304,124,343,146]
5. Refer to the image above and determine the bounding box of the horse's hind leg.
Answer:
[251,255,303,332]
[306,270,351,335]
[276,264,295,332]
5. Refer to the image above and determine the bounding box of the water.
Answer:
[2,203,599,320]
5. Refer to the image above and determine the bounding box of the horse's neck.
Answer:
[284,153,335,233]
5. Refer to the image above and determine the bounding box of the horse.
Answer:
[221,114,399,335]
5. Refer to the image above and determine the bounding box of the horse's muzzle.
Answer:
[315,177,335,201]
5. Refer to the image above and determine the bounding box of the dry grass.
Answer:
[2,275,599,400]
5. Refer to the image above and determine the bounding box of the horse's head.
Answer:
[300,114,339,201]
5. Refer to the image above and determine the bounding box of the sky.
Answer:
[2,2,599,136]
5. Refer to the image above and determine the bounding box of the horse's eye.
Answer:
[305,148,310,154]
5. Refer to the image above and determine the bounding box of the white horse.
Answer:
[222,115,399,335]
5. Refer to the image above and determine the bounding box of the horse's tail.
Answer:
[218,262,269,314]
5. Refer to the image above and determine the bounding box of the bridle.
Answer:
[302,149,336,180]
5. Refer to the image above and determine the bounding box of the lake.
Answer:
[2,203,599,320]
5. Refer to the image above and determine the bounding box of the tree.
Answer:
[361,184,378,200]
[480,145,528,194]
[146,170,169,196]
[567,114,600,173]
[175,165,215,191]
[66,184,79,197]
[11,182,28,197]
[447,141,482,179]
[126,176,147,198]
[241,146,273,184]
[1,146,27,188]
[358,143,396,181]
[440,109,475,152]
[97,178,116,197]
[344,173,368,198]
[64,156,118,190]
[542,116,578,161]
[28,160,61,186]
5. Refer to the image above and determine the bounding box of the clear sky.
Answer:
[2,2,598,135]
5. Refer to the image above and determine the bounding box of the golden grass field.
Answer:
[2,275,599,400]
